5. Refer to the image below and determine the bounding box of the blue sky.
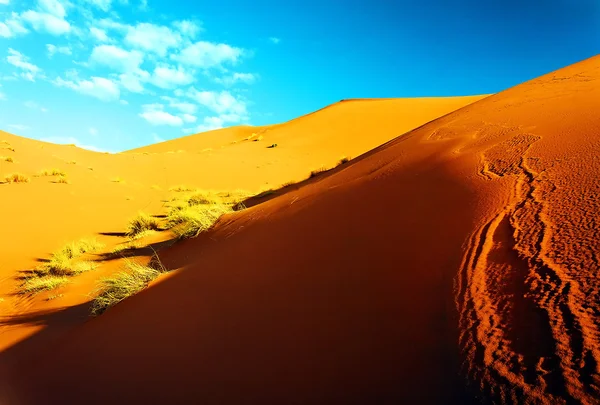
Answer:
[0,0,598,152]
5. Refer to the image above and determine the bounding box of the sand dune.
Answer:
[1,55,599,404]
[0,96,483,394]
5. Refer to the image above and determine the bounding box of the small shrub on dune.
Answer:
[168,204,232,239]
[169,185,195,192]
[36,238,103,276]
[90,259,166,316]
[54,177,70,184]
[127,212,161,239]
[39,168,66,177]
[309,167,328,178]
[20,276,69,295]
[1,156,13,163]
[338,156,350,165]
[4,173,29,183]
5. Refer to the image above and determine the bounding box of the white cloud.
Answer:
[6,49,42,81]
[149,64,194,89]
[125,23,181,56]
[0,0,10,4]
[21,10,70,36]
[119,71,148,93]
[160,97,196,114]
[269,37,281,44]
[173,20,201,38]
[38,0,67,18]
[187,116,227,133]
[90,26,110,42]
[181,114,196,123]
[173,41,243,68]
[185,88,247,116]
[8,124,30,131]
[54,75,120,102]
[46,44,72,57]
[83,0,113,11]
[90,45,144,72]
[215,72,256,86]
[139,109,183,126]
[0,14,29,38]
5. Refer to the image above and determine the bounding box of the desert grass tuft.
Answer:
[167,204,232,239]
[20,276,69,295]
[4,173,29,183]
[1,156,14,163]
[53,177,70,184]
[39,168,66,177]
[309,167,328,178]
[169,185,195,192]
[127,212,160,239]
[36,239,103,276]
[338,156,350,165]
[66,160,77,165]
[90,258,166,316]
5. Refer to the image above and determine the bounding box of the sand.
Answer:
[1,55,600,404]
[0,95,483,399]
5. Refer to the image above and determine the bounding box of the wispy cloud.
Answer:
[215,72,257,86]
[46,43,72,57]
[269,37,281,44]
[173,41,243,68]
[139,104,183,126]
[6,48,42,81]
[54,75,120,102]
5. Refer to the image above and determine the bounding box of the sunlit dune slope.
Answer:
[0,96,482,360]
[5,56,600,404]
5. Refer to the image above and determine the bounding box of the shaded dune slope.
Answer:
[4,56,600,404]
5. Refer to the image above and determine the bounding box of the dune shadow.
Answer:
[95,238,178,263]
[99,231,128,237]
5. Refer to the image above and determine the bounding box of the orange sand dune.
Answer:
[2,55,600,404]
[0,97,482,376]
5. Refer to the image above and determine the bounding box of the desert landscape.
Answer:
[0,52,599,404]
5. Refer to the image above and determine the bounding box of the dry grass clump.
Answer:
[20,276,69,295]
[111,177,124,183]
[1,156,13,163]
[39,168,66,177]
[4,173,29,183]
[53,177,70,184]
[168,204,232,239]
[166,190,249,239]
[20,238,104,295]
[35,238,103,277]
[338,156,350,165]
[90,258,166,316]
[66,160,77,165]
[126,212,161,239]
[309,167,328,178]
[169,185,195,192]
